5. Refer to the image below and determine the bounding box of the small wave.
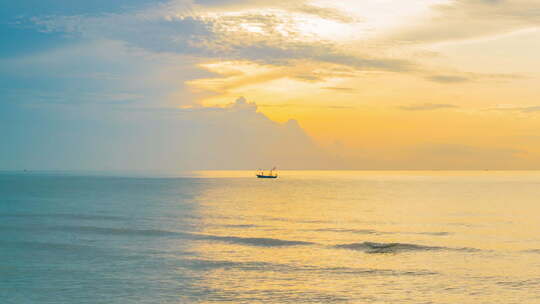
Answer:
[522,249,540,254]
[0,213,125,221]
[335,242,442,253]
[321,266,438,276]
[48,225,312,247]
[414,231,452,236]
[180,259,245,270]
[313,228,382,235]
[335,241,479,254]
[200,235,314,247]
[496,279,540,288]
[312,228,451,237]
[178,259,438,277]
[0,240,98,252]
[179,259,279,271]
[220,224,260,228]
[50,225,186,237]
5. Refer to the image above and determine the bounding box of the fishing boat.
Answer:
[256,167,278,179]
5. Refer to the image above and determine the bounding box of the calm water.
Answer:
[2,171,540,303]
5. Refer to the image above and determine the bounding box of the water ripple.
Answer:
[47,225,313,247]
[335,241,480,254]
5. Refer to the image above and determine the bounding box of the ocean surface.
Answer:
[2,171,540,303]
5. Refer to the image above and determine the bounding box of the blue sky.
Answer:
[0,0,169,56]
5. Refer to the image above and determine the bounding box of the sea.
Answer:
[1,170,540,303]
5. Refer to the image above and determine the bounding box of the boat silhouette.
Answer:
[256,167,278,178]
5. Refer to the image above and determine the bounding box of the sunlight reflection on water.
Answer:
[2,171,540,303]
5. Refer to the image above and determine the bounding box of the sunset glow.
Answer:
[4,2,540,303]
[2,0,540,170]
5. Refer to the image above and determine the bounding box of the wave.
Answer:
[312,228,451,236]
[201,235,314,247]
[178,259,438,277]
[496,279,540,288]
[0,213,125,221]
[320,266,438,277]
[334,241,479,254]
[414,231,452,236]
[313,228,382,235]
[179,259,275,271]
[522,249,540,254]
[219,224,261,228]
[50,225,186,237]
[48,225,312,247]
[0,240,98,252]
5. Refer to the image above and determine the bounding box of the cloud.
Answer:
[519,106,540,113]
[399,103,458,111]
[257,103,355,109]
[323,87,355,92]
[1,96,332,170]
[0,39,209,107]
[425,72,524,84]
[489,105,540,113]
[294,4,358,23]
[426,75,470,84]
[191,0,305,9]
[385,0,540,45]
[27,2,417,76]
[31,0,526,93]
[193,0,359,23]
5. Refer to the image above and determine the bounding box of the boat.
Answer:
[256,167,278,179]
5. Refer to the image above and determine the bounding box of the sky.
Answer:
[1,0,540,170]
